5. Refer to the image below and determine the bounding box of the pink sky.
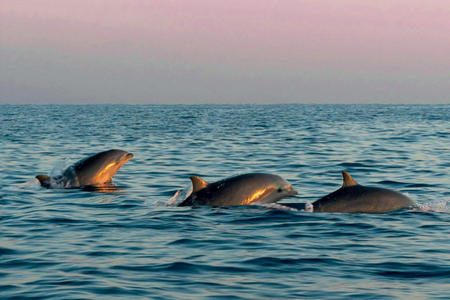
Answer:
[1,0,449,103]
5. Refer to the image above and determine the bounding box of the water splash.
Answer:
[257,203,299,211]
[167,184,193,206]
[304,201,314,212]
[49,159,71,177]
[258,201,314,212]
[417,200,449,213]
[17,178,42,190]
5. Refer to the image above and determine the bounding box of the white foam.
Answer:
[49,159,70,177]
[257,203,299,211]
[167,184,193,206]
[16,178,42,190]
[304,201,314,212]
[417,200,449,213]
[257,201,314,212]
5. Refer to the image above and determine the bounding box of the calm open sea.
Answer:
[1,104,449,299]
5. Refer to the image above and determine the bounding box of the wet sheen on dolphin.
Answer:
[178,173,298,207]
[36,149,133,189]
[310,171,416,213]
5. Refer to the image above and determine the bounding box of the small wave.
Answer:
[0,247,17,255]
[243,256,341,267]
[46,217,82,224]
[112,261,250,274]
[377,180,407,186]
[406,183,436,188]
[338,162,368,167]
[371,261,450,279]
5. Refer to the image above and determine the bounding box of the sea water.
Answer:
[1,104,449,299]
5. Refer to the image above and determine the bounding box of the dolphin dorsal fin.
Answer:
[190,176,209,193]
[341,171,358,187]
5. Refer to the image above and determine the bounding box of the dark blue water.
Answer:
[1,104,449,299]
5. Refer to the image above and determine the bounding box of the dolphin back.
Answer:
[313,185,415,213]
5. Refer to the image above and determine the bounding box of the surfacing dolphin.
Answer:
[36,149,133,189]
[178,173,298,207]
[309,171,416,213]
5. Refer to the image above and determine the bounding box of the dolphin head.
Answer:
[70,149,134,186]
[35,174,51,188]
[252,174,298,204]
[223,173,298,205]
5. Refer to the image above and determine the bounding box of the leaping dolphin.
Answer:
[178,173,298,207]
[36,149,133,189]
[310,171,416,213]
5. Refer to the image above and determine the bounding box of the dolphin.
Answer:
[36,149,133,189]
[309,171,416,213]
[178,173,298,207]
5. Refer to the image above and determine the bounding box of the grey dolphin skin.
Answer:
[310,171,416,213]
[36,149,133,189]
[178,173,298,207]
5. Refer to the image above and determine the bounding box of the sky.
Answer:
[1,0,449,104]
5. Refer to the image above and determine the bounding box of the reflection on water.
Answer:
[80,183,126,194]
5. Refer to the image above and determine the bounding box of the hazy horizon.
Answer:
[1,1,449,104]
[1,103,448,106]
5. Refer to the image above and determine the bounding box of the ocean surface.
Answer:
[1,104,449,299]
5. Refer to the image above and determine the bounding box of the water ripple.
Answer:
[0,104,449,299]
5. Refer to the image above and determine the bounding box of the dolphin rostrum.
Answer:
[36,149,133,189]
[178,173,298,207]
